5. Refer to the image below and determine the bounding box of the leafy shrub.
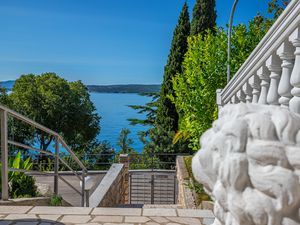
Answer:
[172,17,272,150]
[49,194,63,206]
[10,174,37,198]
[0,152,38,198]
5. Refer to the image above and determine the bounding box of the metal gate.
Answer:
[129,170,177,205]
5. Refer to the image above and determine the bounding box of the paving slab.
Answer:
[150,217,170,223]
[145,223,160,225]
[167,216,202,225]
[177,209,214,218]
[60,215,92,223]
[4,214,38,220]
[38,214,61,221]
[124,216,151,223]
[143,208,177,217]
[28,206,93,215]
[92,207,141,216]
[102,223,133,225]
[91,215,123,223]
[76,223,101,225]
[0,206,32,214]
[203,217,215,225]
[0,206,215,225]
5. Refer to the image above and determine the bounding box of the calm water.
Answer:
[90,93,151,153]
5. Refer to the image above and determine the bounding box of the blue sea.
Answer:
[90,93,151,153]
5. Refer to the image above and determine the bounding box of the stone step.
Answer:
[0,205,215,225]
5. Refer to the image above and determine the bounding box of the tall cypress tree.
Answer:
[191,0,216,36]
[152,2,190,159]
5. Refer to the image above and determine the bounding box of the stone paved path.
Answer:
[0,206,215,225]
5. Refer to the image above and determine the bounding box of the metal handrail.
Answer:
[0,104,87,206]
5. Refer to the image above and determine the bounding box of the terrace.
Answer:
[1,0,300,225]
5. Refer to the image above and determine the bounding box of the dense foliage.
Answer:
[153,2,190,157]
[173,16,273,150]
[0,152,38,198]
[117,128,134,154]
[268,0,291,19]
[190,0,216,36]
[7,73,100,154]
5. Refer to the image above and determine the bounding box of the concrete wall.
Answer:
[176,156,197,209]
[89,163,128,207]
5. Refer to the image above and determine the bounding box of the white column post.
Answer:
[258,65,270,105]
[266,53,282,105]
[249,74,261,103]
[243,81,253,103]
[277,40,295,108]
[236,89,246,103]
[289,27,300,113]
[231,94,240,104]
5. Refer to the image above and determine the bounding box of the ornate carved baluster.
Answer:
[277,40,295,108]
[249,74,260,103]
[289,27,300,113]
[237,89,246,103]
[257,65,270,104]
[231,94,239,104]
[266,53,282,105]
[243,82,253,103]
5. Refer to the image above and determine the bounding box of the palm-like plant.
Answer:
[0,151,37,198]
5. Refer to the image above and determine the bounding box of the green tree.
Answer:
[173,16,272,150]
[117,128,134,154]
[268,0,291,19]
[83,140,115,170]
[9,73,100,153]
[128,92,158,150]
[0,87,10,105]
[128,92,159,127]
[190,0,216,36]
[153,2,190,156]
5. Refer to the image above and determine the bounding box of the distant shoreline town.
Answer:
[0,80,161,94]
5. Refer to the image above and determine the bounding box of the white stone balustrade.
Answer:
[257,65,270,105]
[243,81,253,103]
[277,40,294,108]
[249,74,260,103]
[266,53,282,105]
[206,2,300,225]
[217,0,300,115]
[230,94,239,104]
[236,89,246,103]
[289,26,300,113]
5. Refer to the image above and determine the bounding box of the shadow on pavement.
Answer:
[0,218,65,224]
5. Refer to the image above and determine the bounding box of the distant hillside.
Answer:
[0,81,161,94]
[0,80,15,90]
[87,84,161,93]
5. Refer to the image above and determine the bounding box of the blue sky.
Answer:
[0,0,271,85]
